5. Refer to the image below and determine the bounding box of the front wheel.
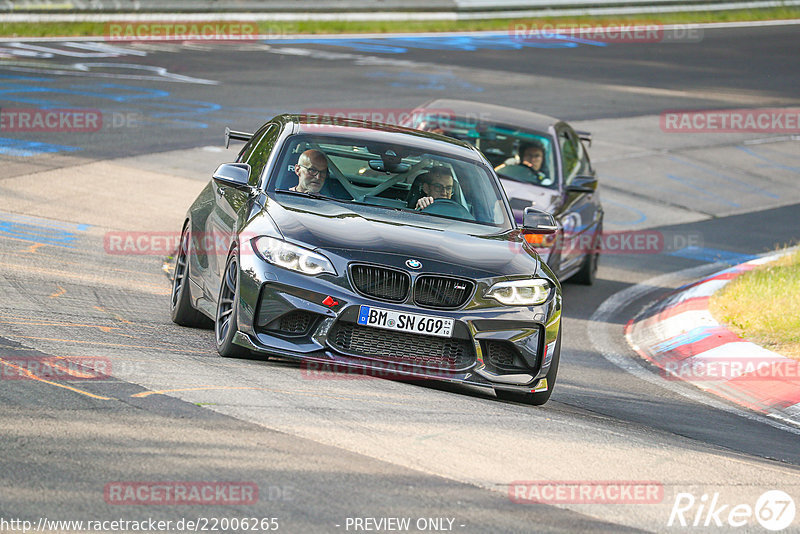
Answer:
[215,248,251,358]
[171,225,212,328]
[495,329,561,406]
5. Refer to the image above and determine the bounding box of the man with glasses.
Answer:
[415,167,455,210]
[494,140,551,185]
[291,149,329,194]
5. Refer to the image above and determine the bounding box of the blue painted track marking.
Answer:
[265,34,606,54]
[653,326,715,353]
[667,155,779,200]
[674,265,744,291]
[0,74,53,82]
[0,82,168,107]
[0,211,91,231]
[735,145,800,173]
[0,81,222,132]
[668,246,757,264]
[0,138,80,157]
[758,144,800,161]
[601,198,648,225]
[665,174,740,208]
[602,173,684,198]
[364,71,483,92]
[0,219,78,247]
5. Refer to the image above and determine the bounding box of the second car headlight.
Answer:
[485,279,551,306]
[251,236,335,276]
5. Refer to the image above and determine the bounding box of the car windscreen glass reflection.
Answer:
[412,114,558,189]
[269,134,511,229]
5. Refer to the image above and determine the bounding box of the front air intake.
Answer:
[350,264,410,303]
[414,275,474,309]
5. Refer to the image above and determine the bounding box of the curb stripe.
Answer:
[626,249,799,425]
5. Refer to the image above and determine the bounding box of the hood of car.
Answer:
[500,179,562,222]
[260,194,541,278]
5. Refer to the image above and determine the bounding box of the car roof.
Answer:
[277,114,486,163]
[414,99,559,133]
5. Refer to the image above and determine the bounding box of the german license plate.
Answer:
[357,305,454,338]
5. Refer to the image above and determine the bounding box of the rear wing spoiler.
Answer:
[576,130,592,146]
[225,127,253,149]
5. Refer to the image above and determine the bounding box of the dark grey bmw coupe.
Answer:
[170,114,563,404]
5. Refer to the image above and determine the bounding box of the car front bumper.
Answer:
[234,253,561,394]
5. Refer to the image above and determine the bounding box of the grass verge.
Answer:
[0,7,798,38]
[710,248,800,359]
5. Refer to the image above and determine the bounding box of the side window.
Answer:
[242,124,279,186]
[558,127,589,185]
[235,124,268,163]
[235,141,252,163]
[577,136,592,176]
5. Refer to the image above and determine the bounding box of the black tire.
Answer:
[571,227,601,286]
[495,329,561,406]
[215,247,251,358]
[171,225,212,328]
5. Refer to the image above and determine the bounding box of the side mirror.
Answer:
[213,163,251,189]
[566,175,598,194]
[521,207,558,235]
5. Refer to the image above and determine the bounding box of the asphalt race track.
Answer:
[1,23,799,533]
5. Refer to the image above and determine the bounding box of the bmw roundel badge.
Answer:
[405,259,422,270]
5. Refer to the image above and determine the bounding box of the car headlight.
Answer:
[251,236,335,276]
[485,279,551,306]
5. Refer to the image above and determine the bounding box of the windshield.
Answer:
[412,114,558,190]
[269,134,512,229]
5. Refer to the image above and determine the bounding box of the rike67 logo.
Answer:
[668,490,796,531]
